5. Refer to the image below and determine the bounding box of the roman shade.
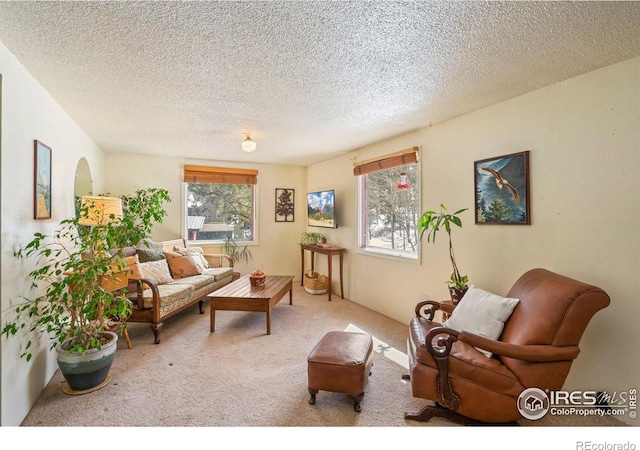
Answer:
[183,165,258,185]
[352,147,419,176]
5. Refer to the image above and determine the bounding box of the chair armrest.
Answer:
[203,253,234,268]
[423,327,580,362]
[424,326,460,356]
[414,300,454,321]
[458,331,580,362]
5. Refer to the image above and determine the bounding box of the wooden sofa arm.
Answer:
[126,278,160,310]
[203,253,234,268]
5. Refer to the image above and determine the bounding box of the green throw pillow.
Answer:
[136,247,166,263]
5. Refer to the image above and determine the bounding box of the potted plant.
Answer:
[299,231,326,245]
[2,188,170,393]
[119,188,172,246]
[418,204,469,304]
[221,229,252,280]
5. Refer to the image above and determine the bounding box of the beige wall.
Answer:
[104,153,308,280]
[0,42,106,425]
[307,57,640,425]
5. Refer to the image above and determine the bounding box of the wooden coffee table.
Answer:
[209,275,294,335]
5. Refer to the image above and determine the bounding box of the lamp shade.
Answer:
[78,196,123,226]
[242,135,256,153]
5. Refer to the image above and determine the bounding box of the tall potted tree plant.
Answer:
[418,204,469,304]
[2,188,170,393]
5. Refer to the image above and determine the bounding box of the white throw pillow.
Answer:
[443,285,520,358]
[139,259,174,285]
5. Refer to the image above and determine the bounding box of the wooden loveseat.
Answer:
[121,238,234,344]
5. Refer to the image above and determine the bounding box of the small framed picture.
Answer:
[275,188,294,222]
[34,140,52,220]
[474,151,530,225]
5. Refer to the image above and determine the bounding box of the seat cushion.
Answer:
[202,267,234,282]
[141,283,194,313]
[169,274,218,292]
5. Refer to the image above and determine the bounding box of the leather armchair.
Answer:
[405,268,610,424]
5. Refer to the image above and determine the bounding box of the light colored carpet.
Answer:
[20,284,626,429]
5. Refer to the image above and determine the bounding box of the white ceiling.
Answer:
[1,1,639,166]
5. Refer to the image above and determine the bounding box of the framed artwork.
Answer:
[275,188,294,222]
[474,151,530,225]
[34,140,52,220]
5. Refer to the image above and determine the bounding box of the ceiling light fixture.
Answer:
[242,134,256,153]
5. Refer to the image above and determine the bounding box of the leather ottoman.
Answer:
[307,331,373,412]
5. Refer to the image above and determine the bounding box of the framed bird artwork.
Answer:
[474,151,530,225]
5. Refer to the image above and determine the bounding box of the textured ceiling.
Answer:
[0,1,639,166]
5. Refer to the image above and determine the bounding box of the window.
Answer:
[183,165,258,243]
[355,148,420,260]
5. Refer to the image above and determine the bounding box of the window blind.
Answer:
[183,165,258,185]
[352,147,419,176]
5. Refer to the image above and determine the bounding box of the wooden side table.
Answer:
[300,244,345,301]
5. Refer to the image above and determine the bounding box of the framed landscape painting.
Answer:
[34,140,52,220]
[474,151,530,225]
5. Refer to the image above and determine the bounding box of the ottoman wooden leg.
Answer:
[349,392,364,412]
[308,387,318,405]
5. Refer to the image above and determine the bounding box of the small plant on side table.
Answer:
[299,231,326,245]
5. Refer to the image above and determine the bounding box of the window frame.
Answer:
[354,152,421,263]
[181,166,259,246]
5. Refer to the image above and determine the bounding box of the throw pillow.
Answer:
[443,285,520,358]
[119,254,149,290]
[136,247,166,263]
[164,251,201,279]
[122,254,142,277]
[174,246,209,271]
[139,260,173,285]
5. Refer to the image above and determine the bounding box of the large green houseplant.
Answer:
[2,188,170,391]
[418,204,469,304]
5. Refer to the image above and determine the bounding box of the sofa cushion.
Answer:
[139,259,173,285]
[174,246,209,271]
[164,251,201,278]
[443,285,520,358]
[203,267,234,282]
[141,282,194,312]
[121,254,142,278]
[136,246,166,263]
[170,274,217,292]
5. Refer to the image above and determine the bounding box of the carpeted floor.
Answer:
[20,284,626,429]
